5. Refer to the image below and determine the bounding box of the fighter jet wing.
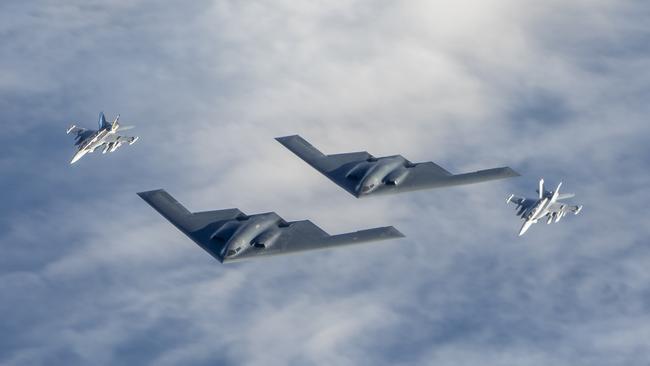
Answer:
[506,195,535,208]
[547,202,583,215]
[276,134,519,197]
[103,134,138,144]
[66,125,86,136]
[138,189,404,263]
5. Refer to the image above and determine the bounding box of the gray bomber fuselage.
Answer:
[215,213,284,260]
[352,156,410,196]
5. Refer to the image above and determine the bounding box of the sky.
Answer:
[1,0,650,365]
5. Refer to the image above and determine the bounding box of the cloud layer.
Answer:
[1,0,649,365]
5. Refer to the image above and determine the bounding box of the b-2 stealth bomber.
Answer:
[276,135,519,198]
[507,178,583,236]
[67,112,139,164]
[138,189,404,263]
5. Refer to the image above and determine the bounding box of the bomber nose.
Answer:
[359,183,376,195]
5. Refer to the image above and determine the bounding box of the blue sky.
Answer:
[1,1,650,365]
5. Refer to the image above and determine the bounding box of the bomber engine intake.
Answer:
[210,221,241,244]
[383,166,410,186]
[346,162,373,180]
[251,227,282,249]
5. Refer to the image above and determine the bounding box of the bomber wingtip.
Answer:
[137,189,166,199]
[388,226,406,238]
[507,167,522,177]
[275,134,301,142]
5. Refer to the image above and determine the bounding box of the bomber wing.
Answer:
[276,134,519,197]
[138,190,404,263]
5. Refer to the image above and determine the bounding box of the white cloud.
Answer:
[1,0,649,365]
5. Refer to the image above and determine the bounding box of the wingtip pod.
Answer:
[66,125,76,134]
[575,205,583,215]
[506,194,514,204]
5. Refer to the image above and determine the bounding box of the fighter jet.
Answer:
[138,189,404,263]
[66,112,139,164]
[276,135,520,198]
[507,179,583,236]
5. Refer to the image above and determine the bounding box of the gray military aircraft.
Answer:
[507,178,583,236]
[276,135,520,198]
[138,189,404,263]
[66,112,139,164]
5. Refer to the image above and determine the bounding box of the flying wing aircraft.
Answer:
[66,112,139,164]
[507,178,583,236]
[138,189,405,263]
[276,135,520,198]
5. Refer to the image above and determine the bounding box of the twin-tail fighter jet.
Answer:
[507,179,583,236]
[138,189,404,263]
[276,135,520,198]
[67,112,139,164]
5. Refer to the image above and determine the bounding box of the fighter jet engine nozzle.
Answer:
[383,166,410,186]
[250,227,282,249]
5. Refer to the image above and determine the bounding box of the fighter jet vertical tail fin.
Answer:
[111,114,120,131]
[538,179,544,199]
[551,182,562,201]
[98,112,110,130]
